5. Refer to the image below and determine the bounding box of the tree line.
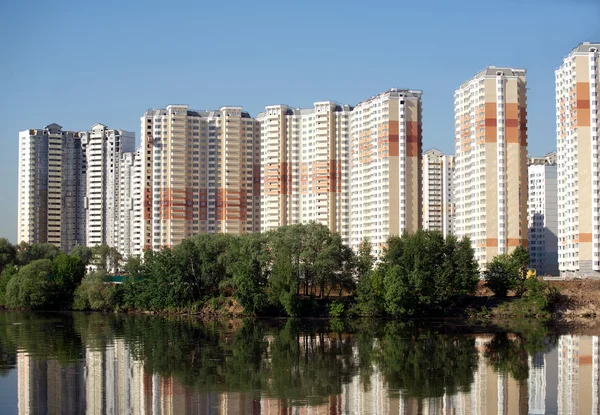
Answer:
[0,224,488,317]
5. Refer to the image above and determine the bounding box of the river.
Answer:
[0,311,595,414]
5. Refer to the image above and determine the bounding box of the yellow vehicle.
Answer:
[526,269,537,279]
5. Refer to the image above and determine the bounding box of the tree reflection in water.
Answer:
[0,312,559,411]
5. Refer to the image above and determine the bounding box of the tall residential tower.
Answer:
[556,42,600,276]
[454,67,528,268]
[81,124,135,249]
[140,105,260,251]
[350,89,423,255]
[18,124,86,252]
[422,148,454,237]
[257,102,352,244]
[528,153,558,276]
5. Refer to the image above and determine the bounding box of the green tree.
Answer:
[49,254,86,307]
[484,254,517,297]
[510,245,530,295]
[17,242,60,265]
[73,270,121,311]
[5,259,53,309]
[93,245,122,272]
[269,249,299,316]
[0,264,18,306]
[224,233,268,314]
[70,245,93,266]
[0,238,17,274]
[356,238,374,279]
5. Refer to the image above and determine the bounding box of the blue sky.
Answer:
[0,0,599,242]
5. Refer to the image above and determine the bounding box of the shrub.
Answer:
[328,301,345,318]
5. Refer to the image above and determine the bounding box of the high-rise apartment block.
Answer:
[556,42,600,276]
[454,67,528,267]
[350,89,423,254]
[422,148,454,237]
[18,124,86,252]
[140,105,260,251]
[528,153,558,276]
[258,89,423,255]
[81,124,135,248]
[257,102,352,244]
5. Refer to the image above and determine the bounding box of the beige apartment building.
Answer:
[350,89,423,255]
[422,148,454,237]
[257,102,352,244]
[454,67,529,268]
[140,105,260,251]
[17,124,86,252]
[556,42,600,276]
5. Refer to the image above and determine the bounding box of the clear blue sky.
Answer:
[0,0,599,243]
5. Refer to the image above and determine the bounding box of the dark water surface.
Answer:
[0,311,596,414]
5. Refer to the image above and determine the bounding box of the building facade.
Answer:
[130,146,144,256]
[140,105,260,251]
[81,124,135,249]
[18,124,86,252]
[257,102,352,244]
[350,89,423,255]
[556,42,600,276]
[454,67,529,268]
[422,148,454,237]
[528,153,559,276]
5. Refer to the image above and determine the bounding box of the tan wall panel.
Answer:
[576,56,591,81]
[506,142,523,240]
[486,142,499,238]
[484,78,497,101]
[389,156,399,235]
[505,78,519,103]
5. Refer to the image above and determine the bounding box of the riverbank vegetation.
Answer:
[0,225,563,319]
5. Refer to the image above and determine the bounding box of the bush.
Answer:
[359,231,479,317]
[484,255,516,297]
[73,271,122,311]
[328,301,345,318]
[5,260,53,309]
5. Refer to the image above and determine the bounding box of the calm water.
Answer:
[0,312,596,414]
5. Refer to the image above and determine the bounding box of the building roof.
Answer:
[459,66,526,89]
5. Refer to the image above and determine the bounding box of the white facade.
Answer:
[18,124,86,252]
[130,146,143,257]
[81,124,135,249]
[422,149,454,237]
[528,156,558,276]
[556,42,600,276]
[118,151,138,257]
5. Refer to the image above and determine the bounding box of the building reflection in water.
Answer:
[15,335,600,414]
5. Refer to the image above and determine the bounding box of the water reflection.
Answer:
[1,313,600,414]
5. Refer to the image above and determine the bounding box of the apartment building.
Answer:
[130,146,143,256]
[350,89,423,254]
[140,105,260,251]
[528,153,558,276]
[81,124,135,249]
[556,42,600,276]
[18,124,86,252]
[257,102,352,244]
[118,151,138,257]
[454,67,529,268]
[422,148,454,237]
